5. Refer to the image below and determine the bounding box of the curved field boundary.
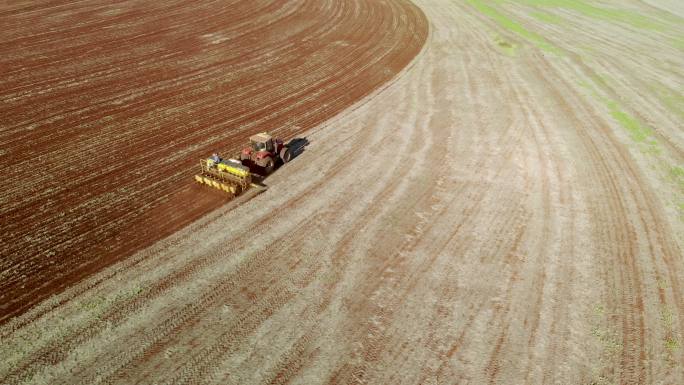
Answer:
[0,0,428,323]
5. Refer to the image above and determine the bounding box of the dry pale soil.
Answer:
[1,0,684,384]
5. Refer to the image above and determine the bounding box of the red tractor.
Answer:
[240,132,292,175]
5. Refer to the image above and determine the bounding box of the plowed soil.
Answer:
[0,0,427,322]
[2,0,684,384]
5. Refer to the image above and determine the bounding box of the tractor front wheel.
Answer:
[263,158,275,175]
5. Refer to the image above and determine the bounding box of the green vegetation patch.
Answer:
[670,166,684,191]
[581,78,663,157]
[591,326,623,353]
[512,0,663,30]
[466,0,562,55]
[530,11,565,25]
[605,101,657,146]
[651,83,684,121]
[494,35,519,55]
[674,36,684,51]
[79,295,107,311]
[665,337,680,351]
[661,307,680,354]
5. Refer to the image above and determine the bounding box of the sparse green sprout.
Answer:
[660,307,673,327]
[80,296,107,311]
[670,167,684,190]
[656,278,668,290]
[591,326,622,353]
[594,304,604,315]
[665,338,679,351]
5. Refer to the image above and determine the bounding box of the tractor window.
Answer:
[252,141,266,151]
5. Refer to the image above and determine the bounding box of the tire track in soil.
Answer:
[528,51,683,382]
[328,21,532,382]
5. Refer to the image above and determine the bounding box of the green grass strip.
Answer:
[606,101,653,143]
[466,0,562,55]
[513,0,663,30]
[529,11,564,24]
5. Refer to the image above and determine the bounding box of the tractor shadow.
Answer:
[285,137,310,160]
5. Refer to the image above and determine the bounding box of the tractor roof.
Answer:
[249,132,272,143]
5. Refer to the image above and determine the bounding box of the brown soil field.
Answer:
[2,0,684,384]
[0,0,427,323]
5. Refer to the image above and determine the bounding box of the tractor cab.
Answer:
[249,133,274,153]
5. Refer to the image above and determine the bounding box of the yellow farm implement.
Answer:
[194,158,253,196]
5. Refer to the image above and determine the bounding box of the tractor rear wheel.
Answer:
[280,148,292,163]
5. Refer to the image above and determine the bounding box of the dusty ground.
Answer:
[2,0,684,384]
[0,0,426,322]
